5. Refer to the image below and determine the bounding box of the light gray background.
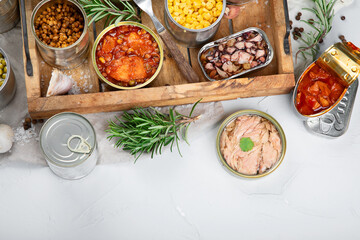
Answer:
[0,0,359,239]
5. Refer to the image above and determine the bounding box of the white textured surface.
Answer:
[1,1,360,239]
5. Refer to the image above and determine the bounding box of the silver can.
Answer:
[292,42,360,137]
[198,27,274,81]
[164,0,226,47]
[0,0,20,34]
[216,110,286,178]
[30,0,89,69]
[40,112,98,180]
[0,48,16,110]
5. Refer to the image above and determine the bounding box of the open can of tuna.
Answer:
[40,112,97,179]
[292,42,360,137]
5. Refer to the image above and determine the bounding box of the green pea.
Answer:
[3,66,7,73]
[0,80,3,87]
[0,53,3,58]
[128,80,136,86]
[1,59,5,66]
[1,74,6,79]
[0,69,3,75]
[0,63,3,69]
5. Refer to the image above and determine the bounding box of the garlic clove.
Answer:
[0,124,14,153]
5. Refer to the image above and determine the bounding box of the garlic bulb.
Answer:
[46,69,73,97]
[0,124,14,153]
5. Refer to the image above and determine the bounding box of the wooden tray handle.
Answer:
[159,30,200,83]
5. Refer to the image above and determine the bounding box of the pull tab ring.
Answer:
[67,135,91,154]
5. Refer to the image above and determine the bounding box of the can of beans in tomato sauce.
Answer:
[39,112,97,179]
[292,42,360,137]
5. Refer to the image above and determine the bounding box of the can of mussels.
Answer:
[40,112,97,179]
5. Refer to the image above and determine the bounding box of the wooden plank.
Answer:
[28,74,295,119]
[270,0,294,74]
[21,0,41,99]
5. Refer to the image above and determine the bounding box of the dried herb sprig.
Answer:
[296,0,336,61]
[106,100,202,161]
[78,0,140,28]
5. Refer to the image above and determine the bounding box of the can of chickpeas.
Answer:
[30,0,89,69]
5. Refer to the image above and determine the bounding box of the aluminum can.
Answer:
[164,0,226,47]
[92,22,164,90]
[0,0,20,34]
[30,0,89,69]
[0,48,16,110]
[216,110,286,178]
[197,27,274,81]
[40,112,98,180]
[292,42,360,137]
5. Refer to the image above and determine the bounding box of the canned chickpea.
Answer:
[31,0,89,69]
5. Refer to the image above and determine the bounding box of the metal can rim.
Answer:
[39,112,97,168]
[197,27,274,81]
[164,0,226,33]
[30,0,89,51]
[291,61,348,119]
[0,48,12,92]
[92,21,164,90]
[216,109,287,179]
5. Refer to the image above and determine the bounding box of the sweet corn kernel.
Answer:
[202,12,211,20]
[216,2,223,11]
[169,6,174,13]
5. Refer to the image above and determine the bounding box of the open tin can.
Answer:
[40,112,98,180]
[216,110,286,178]
[30,0,89,69]
[292,42,360,137]
[164,0,226,47]
[198,27,274,81]
[0,48,16,110]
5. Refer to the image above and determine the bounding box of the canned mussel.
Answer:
[40,113,97,180]
[293,42,360,137]
[198,27,274,81]
[30,0,89,69]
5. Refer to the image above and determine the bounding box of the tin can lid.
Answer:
[318,42,360,87]
[40,112,96,167]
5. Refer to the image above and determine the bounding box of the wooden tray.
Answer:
[21,0,294,119]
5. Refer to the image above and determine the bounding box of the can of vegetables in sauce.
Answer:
[292,42,360,137]
[40,112,98,180]
[30,0,89,69]
[216,110,286,178]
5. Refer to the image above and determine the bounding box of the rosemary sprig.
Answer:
[296,0,336,61]
[77,0,140,28]
[106,100,202,161]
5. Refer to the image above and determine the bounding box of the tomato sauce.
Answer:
[96,25,160,87]
[295,62,346,115]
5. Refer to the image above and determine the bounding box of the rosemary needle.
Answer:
[78,0,140,28]
[106,100,202,161]
[296,0,336,61]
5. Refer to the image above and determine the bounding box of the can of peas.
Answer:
[0,48,16,110]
